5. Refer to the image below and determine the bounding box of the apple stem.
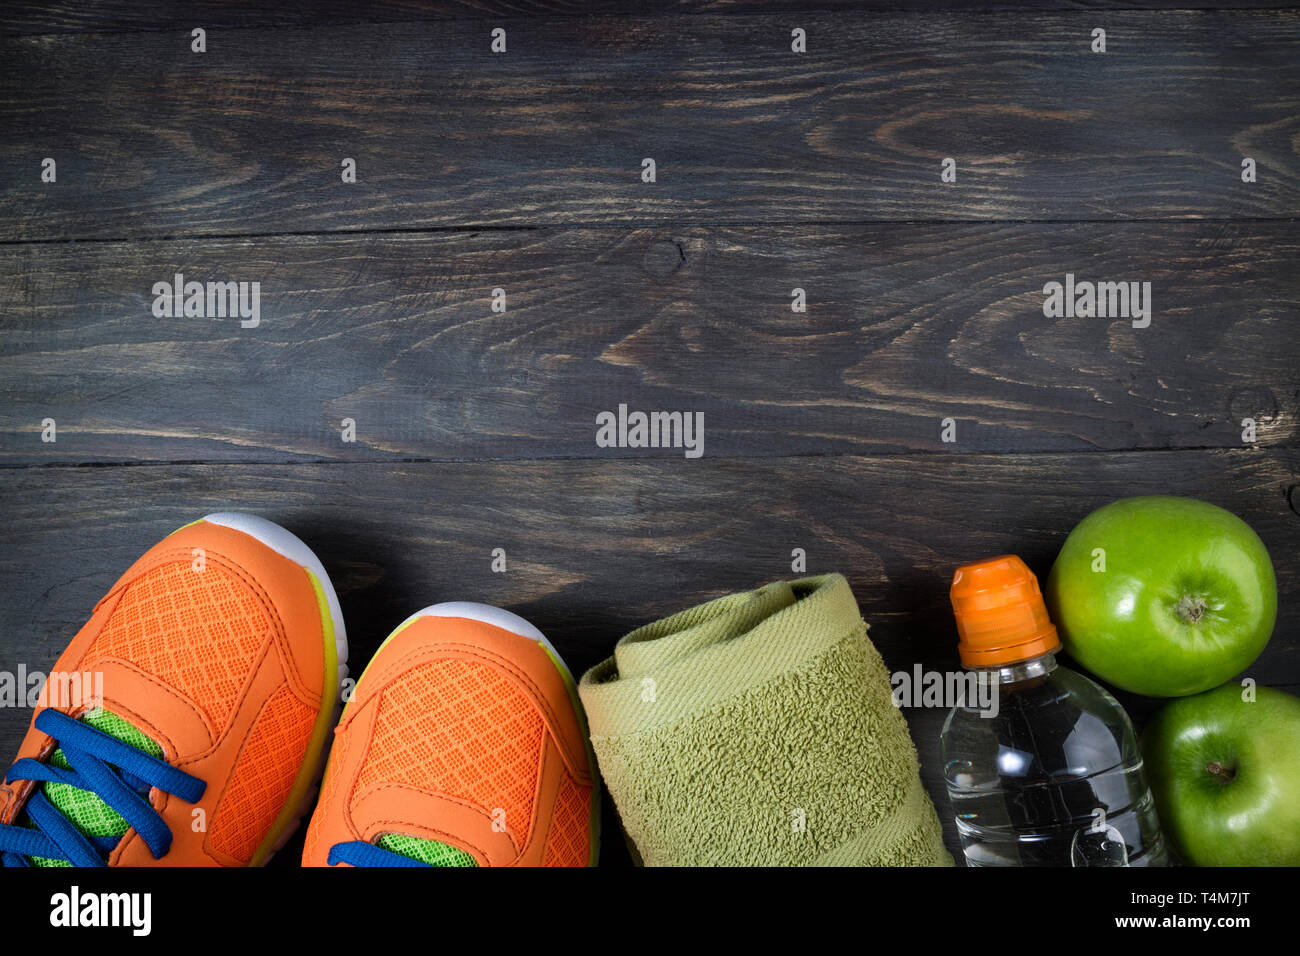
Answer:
[1206,762,1236,783]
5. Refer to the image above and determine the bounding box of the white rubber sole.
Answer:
[196,512,350,865]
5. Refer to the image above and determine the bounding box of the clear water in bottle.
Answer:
[941,554,1166,867]
[941,654,1167,866]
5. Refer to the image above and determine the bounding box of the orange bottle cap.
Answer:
[949,554,1061,668]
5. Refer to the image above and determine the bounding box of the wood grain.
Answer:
[0,448,1296,861]
[2,222,1296,465]
[7,1,1294,38]
[3,10,1297,239]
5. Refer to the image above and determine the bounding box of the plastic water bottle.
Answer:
[939,555,1167,867]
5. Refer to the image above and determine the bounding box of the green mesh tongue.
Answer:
[26,709,163,867]
[376,833,477,867]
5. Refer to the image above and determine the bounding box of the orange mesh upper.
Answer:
[83,560,272,734]
[542,770,590,867]
[209,685,315,862]
[355,658,545,845]
[303,724,349,863]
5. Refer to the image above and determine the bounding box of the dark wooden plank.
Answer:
[0,448,1297,862]
[3,11,1297,238]
[2,222,1296,464]
[6,0,1292,37]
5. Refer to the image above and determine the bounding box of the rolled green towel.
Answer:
[579,573,952,867]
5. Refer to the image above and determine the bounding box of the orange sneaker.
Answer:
[0,513,347,867]
[303,603,598,867]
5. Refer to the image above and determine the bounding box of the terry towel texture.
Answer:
[578,574,952,867]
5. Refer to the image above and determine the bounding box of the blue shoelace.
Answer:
[0,709,206,867]
[327,841,432,867]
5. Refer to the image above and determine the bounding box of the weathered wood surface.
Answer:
[2,222,1295,464]
[3,11,1298,239]
[8,0,1294,38]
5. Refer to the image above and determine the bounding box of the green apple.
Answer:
[1142,683,1300,866]
[1046,496,1276,697]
